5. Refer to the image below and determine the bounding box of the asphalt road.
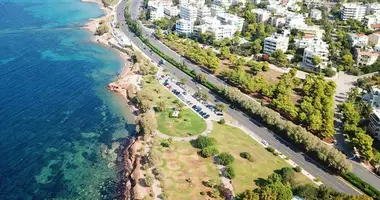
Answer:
[114,0,380,194]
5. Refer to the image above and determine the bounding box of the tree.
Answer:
[341,53,355,68]
[201,146,219,157]
[196,73,208,83]
[157,101,166,112]
[224,166,236,179]
[192,136,216,149]
[215,102,226,111]
[267,173,282,184]
[340,102,361,125]
[312,56,322,67]
[179,78,187,85]
[237,190,259,200]
[220,46,231,59]
[351,132,374,161]
[139,99,153,113]
[145,174,154,186]
[279,167,295,184]
[271,50,288,67]
[252,39,262,55]
[218,152,235,165]
[259,181,292,200]
[155,28,163,39]
[136,112,157,136]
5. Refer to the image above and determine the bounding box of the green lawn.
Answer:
[210,122,313,193]
[157,108,207,137]
[142,75,178,107]
[102,0,118,6]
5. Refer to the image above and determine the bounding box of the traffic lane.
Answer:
[352,163,380,191]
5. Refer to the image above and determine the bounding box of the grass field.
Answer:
[102,0,118,6]
[157,108,207,137]
[153,140,222,200]
[210,122,313,193]
[142,75,179,107]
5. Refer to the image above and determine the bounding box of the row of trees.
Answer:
[339,88,374,162]
[219,86,351,173]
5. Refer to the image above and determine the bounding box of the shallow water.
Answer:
[0,0,134,199]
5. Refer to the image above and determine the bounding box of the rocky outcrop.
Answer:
[122,136,144,200]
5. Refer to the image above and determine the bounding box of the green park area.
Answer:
[157,108,207,137]
[210,122,313,193]
[152,140,222,200]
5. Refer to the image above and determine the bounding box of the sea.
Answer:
[0,0,135,199]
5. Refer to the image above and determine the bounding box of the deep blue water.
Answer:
[0,0,135,199]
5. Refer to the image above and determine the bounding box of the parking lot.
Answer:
[157,73,223,121]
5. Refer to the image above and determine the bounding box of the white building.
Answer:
[355,46,379,66]
[369,32,380,45]
[364,15,380,30]
[340,3,367,21]
[214,0,233,8]
[164,6,180,18]
[295,35,317,49]
[148,2,165,20]
[207,25,236,40]
[310,9,322,21]
[368,109,380,140]
[349,33,369,47]
[216,13,245,32]
[210,5,225,17]
[367,3,380,14]
[253,8,271,23]
[263,33,289,54]
[302,39,329,69]
[363,87,380,140]
[198,7,211,19]
[271,15,286,27]
[180,5,198,21]
[286,14,305,28]
[176,19,194,35]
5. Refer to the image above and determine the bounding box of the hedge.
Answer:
[342,172,380,199]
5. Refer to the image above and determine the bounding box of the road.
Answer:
[115,0,380,194]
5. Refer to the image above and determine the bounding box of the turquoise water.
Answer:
[0,0,135,199]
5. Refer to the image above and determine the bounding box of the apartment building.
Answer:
[164,6,180,18]
[302,39,329,69]
[349,33,369,47]
[364,15,380,30]
[263,33,289,54]
[148,2,165,20]
[369,32,380,45]
[216,13,244,32]
[176,19,194,35]
[310,9,322,21]
[271,15,286,27]
[355,46,379,66]
[198,7,211,19]
[214,0,233,8]
[363,87,380,140]
[210,5,225,17]
[367,3,380,14]
[253,8,271,23]
[340,3,367,21]
[207,25,236,40]
[180,5,198,21]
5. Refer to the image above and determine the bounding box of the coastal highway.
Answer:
[115,0,367,194]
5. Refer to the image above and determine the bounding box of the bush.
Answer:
[240,152,253,161]
[266,146,275,153]
[323,67,336,77]
[200,191,205,195]
[192,136,216,149]
[218,152,235,166]
[160,140,170,147]
[201,146,219,157]
[223,166,236,179]
[219,118,226,124]
[342,172,380,198]
[145,174,154,186]
[279,167,295,183]
[294,166,302,173]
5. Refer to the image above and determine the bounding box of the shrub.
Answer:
[342,172,380,198]
[192,136,216,149]
[279,167,295,183]
[266,146,275,153]
[294,166,302,173]
[200,191,205,195]
[224,166,236,179]
[219,118,226,124]
[323,67,336,77]
[201,146,219,157]
[160,140,170,147]
[145,174,154,186]
[218,152,235,166]
[240,152,253,161]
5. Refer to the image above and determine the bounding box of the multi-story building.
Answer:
[368,109,380,140]
[369,32,380,45]
[355,46,379,66]
[263,33,289,54]
[367,3,380,14]
[164,6,180,18]
[302,39,329,69]
[175,19,194,35]
[210,5,225,17]
[349,33,369,47]
[340,3,367,21]
[214,0,233,8]
[148,2,165,20]
[180,5,198,21]
[216,13,244,32]
[207,25,236,40]
[286,14,305,28]
[253,8,271,23]
[364,15,380,30]
[271,15,286,27]
[363,87,380,140]
[310,9,322,21]
[198,7,211,19]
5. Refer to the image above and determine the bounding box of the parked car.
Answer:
[204,114,210,119]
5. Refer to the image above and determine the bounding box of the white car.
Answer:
[261,140,269,146]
